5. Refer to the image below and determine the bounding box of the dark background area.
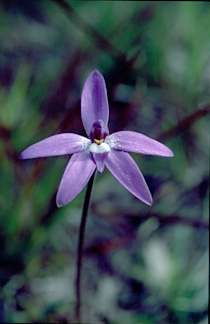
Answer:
[0,1,209,323]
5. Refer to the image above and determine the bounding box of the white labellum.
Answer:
[89,142,110,153]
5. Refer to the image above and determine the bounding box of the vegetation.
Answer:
[0,1,209,323]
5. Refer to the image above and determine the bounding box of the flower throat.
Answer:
[90,120,109,144]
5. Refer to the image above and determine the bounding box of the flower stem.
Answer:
[75,170,96,323]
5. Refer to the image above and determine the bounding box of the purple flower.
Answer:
[20,70,173,207]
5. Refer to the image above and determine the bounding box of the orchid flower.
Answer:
[20,70,173,207]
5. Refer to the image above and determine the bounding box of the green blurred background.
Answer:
[0,1,209,323]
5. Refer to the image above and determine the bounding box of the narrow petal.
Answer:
[91,152,108,173]
[19,134,91,159]
[105,150,152,205]
[56,151,96,207]
[106,131,174,157]
[81,70,109,136]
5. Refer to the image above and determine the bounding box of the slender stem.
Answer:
[75,170,96,323]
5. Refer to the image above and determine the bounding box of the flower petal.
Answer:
[91,152,108,173]
[105,150,152,205]
[81,70,109,136]
[56,151,96,207]
[19,134,90,159]
[107,131,174,157]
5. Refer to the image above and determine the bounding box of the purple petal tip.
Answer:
[141,191,153,206]
[165,148,174,157]
[56,197,64,208]
[92,69,101,76]
[146,198,153,206]
[169,151,174,157]
[90,70,104,82]
[57,203,63,208]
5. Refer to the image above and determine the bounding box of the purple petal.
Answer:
[19,134,90,159]
[107,131,174,157]
[91,152,108,173]
[81,70,109,136]
[105,150,152,205]
[56,151,96,207]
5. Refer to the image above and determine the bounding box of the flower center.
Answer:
[89,142,110,154]
[94,139,104,144]
[89,120,110,154]
[90,120,109,143]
